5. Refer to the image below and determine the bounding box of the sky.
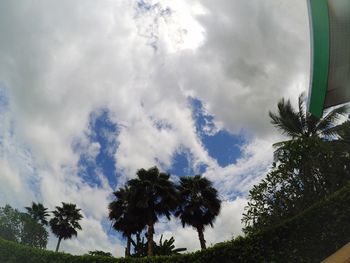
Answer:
[0,0,310,256]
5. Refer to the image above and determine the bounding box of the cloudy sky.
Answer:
[0,0,310,256]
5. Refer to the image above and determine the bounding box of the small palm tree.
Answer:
[128,166,178,256]
[25,202,49,226]
[108,186,145,257]
[130,234,186,257]
[175,175,221,250]
[49,202,83,252]
[155,235,187,255]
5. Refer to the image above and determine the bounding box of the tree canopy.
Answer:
[127,166,178,256]
[49,202,83,252]
[243,94,349,234]
[175,175,221,249]
[25,202,49,226]
[0,205,48,249]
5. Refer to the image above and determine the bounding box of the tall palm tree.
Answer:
[49,202,83,252]
[127,166,178,256]
[108,186,145,257]
[175,175,221,250]
[25,202,49,226]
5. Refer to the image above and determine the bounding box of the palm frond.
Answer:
[315,105,348,136]
[269,98,303,138]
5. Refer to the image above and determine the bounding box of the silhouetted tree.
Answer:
[128,167,178,256]
[108,186,145,257]
[49,202,83,252]
[175,175,221,249]
[25,202,49,226]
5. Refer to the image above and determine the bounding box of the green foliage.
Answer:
[155,235,186,256]
[243,94,349,234]
[3,182,350,262]
[131,234,186,257]
[20,213,48,249]
[0,205,48,249]
[130,233,147,258]
[49,202,83,252]
[0,238,121,263]
[0,205,20,242]
[338,120,350,142]
[25,202,49,226]
[242,138,350,234]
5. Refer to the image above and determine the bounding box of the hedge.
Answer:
[2,182,350,263]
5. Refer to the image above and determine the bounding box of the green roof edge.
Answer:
[307,0,330,118]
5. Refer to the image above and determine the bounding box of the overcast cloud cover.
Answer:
[0,0,309,256]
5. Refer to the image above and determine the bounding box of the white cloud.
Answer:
[0,159,35,208]
[205,136,278,199]
[174,0,310,136]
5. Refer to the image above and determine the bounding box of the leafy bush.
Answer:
[0,205,48,248]
[2,182,350,262]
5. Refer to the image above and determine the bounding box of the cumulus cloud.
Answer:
[0,0,310,256]
[205,136,278,199]
[175,0,310,135]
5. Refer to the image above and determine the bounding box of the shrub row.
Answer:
[2,182,350,262]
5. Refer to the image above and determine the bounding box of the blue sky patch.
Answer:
[75,109,119,188]
[190,97,245,168]
[168,148,208,177]
[168,149,193,177]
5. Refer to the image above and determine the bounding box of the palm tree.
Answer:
[127,166,178,256]
[108,186,145,257]
[269,93,347,151]
[130,233,186,257]
[25,202,49,226]
[49,202,83,252]
[269,93,348,206]
[175,175,221,250]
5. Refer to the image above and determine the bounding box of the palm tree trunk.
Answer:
[147,222,155,256]
[125,234,131,257]
[136,232,141,244]
[196,227,206,250]
[55,237,62,252]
